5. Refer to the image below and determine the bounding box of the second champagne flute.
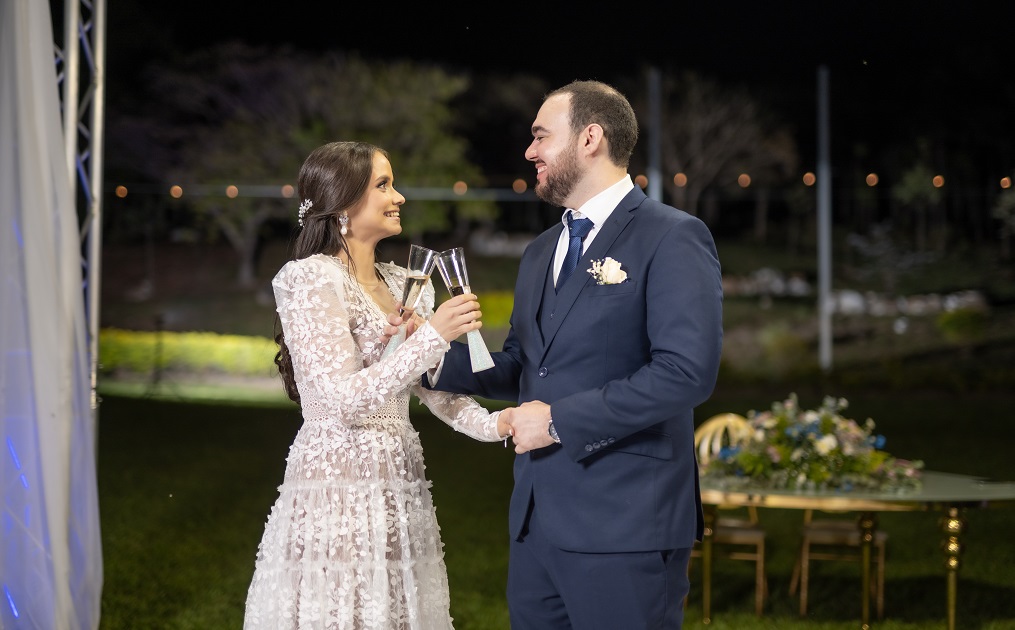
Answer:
[436,247,494,372]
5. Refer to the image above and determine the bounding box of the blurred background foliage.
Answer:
[107,44,506,287]
[98,46,1015,397]
[99,328,278,377]
[97,290,516,380]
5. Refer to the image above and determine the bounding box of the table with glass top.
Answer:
[698,470,1015,629]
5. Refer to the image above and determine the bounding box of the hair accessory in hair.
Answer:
[297,199,312,227]
[339,210,349,236]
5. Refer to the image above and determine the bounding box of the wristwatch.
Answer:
[548,419,561,444]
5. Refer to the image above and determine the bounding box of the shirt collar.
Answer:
[560,175,635,228]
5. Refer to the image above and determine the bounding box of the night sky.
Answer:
[108,2,1011,84]
[102,0,1015,181]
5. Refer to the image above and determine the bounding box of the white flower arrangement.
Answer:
[587,257,628,285]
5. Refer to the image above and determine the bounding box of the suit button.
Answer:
[585,444,594,452]
[538,367,548,377]
[607,437,616,444]
[593,442,601,449]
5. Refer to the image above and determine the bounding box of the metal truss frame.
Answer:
[54,0,106,413]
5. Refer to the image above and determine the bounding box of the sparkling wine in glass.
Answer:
[381,244,438,359]
[436,247,494,372]
[399,273,430,317]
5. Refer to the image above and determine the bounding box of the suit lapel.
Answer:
[539,189,642,354]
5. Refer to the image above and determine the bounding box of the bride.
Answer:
[243,141,510,629]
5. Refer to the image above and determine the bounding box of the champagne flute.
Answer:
[381,244,439,359]
[435,247,495,372]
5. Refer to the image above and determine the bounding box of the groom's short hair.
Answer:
[547,80,639,168]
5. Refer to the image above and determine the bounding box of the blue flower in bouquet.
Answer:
[703,393,923,492]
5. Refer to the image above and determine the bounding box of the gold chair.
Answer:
[689,413,767,619]
[788,509,888,619]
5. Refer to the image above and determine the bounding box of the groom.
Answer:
[427,80,723,628]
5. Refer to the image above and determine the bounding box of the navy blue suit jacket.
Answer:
[430,187,723,553]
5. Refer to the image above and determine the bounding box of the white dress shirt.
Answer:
[552,175,635,284]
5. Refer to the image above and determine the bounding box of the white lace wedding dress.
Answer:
[244,254,503,630]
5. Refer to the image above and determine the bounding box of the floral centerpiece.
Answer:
[703,393,924,492]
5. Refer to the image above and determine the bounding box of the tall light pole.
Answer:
[817,66,833,371]
[646,67,663,202]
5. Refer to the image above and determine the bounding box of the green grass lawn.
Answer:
[94,388,1015,629]
[92,215,1015,628]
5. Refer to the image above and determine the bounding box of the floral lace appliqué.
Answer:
[244,254,502,629]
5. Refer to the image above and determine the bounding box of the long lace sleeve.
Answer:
[272,256,449,426]
[414,386,503,442]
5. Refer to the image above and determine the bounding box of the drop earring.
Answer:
[339,211,349,236]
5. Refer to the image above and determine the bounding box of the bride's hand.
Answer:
[379,303,421,343]
[429,293,482,342]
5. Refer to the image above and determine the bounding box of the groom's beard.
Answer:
[535,141,582,208]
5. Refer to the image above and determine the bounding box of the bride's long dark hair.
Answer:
[274,141,384,403]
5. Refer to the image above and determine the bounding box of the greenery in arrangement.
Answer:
[703,393,924,492]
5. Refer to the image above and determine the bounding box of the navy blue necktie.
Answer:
[557,212,593,291]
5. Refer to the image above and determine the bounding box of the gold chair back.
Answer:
[689,413,767,619]
[694,412,752,468]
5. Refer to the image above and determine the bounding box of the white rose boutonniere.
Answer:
[587,257,628,285]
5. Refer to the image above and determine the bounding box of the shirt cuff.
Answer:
[427,354,445,386]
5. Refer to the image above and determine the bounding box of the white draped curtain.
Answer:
[0,0,103,628]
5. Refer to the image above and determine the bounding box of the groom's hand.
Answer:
[508,400,555,454]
